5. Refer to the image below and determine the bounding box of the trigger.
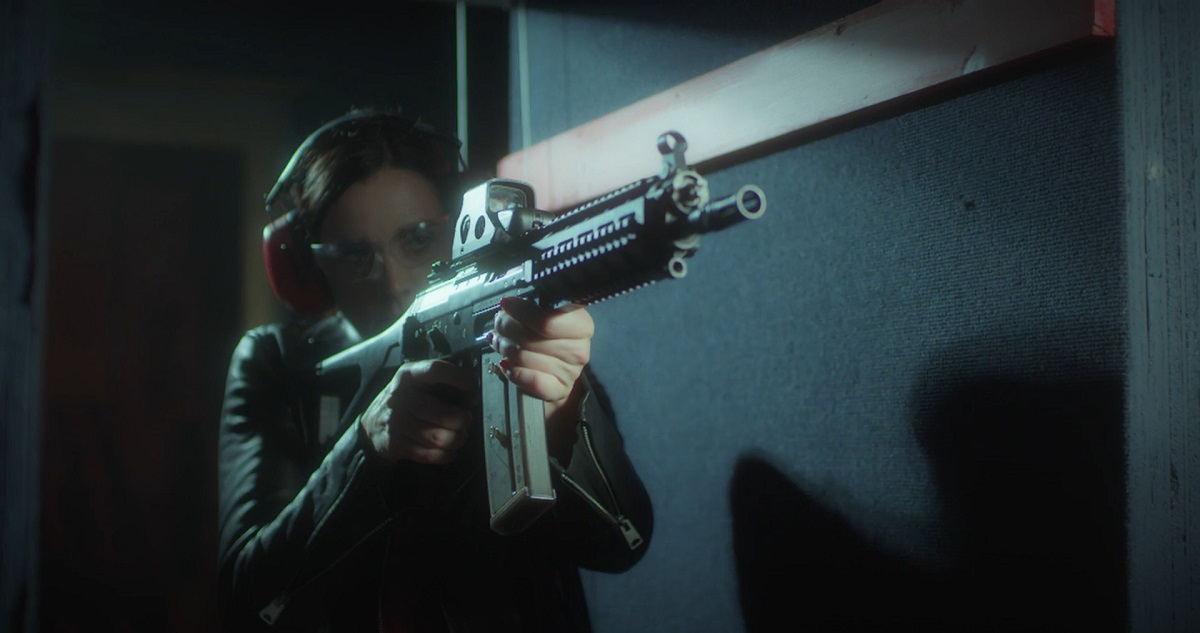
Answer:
[428,327,453,357]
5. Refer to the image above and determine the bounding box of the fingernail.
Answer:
[499,358,512,374]
[485,331,494,345]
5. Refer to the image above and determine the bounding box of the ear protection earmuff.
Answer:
[261,209,333,316]
[261,110,465,317]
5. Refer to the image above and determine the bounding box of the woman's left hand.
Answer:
[488,296,593,456]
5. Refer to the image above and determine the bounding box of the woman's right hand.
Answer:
[357,359,476,464]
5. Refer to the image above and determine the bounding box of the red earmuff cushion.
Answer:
[262,212,334,316]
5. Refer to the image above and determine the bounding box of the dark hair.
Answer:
[274,109,464,236]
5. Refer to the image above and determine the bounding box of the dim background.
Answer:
[2,1,1196,632]
[40,1,496,630]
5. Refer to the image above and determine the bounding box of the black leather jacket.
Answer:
[218,315,653,632]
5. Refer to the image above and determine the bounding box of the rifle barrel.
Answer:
[687,184,766,234]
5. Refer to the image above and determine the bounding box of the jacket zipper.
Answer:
[570,422,644,550]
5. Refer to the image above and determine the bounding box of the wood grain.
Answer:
[1122,0,1200,631]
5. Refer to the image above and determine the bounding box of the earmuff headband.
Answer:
[264,110,465,223]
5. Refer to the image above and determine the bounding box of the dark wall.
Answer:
[2,3,48,633]
[512,4,1125,631]
[51,0,460,141]
[50,0,511,172]
[40,140,243,632]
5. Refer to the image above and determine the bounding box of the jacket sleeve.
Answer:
[217,327,392,630]
[546,368,654,573]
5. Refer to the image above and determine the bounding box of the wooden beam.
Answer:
[1121,0,1200,630]
[497,0,1115,210]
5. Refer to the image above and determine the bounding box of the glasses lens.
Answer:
[312,219,451,282]
[312,242,380,281]
[390,220,452,269]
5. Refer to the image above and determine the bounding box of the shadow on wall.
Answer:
[731,372,1126,632]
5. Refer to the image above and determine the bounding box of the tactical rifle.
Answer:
[319,131,765,535]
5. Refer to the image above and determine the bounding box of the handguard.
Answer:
[319,131,765,534]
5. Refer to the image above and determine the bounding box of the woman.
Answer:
[218,110,652,632]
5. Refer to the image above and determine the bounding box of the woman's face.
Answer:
[314,167,450,338]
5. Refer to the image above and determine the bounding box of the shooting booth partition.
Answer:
[500,1,1197,632]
